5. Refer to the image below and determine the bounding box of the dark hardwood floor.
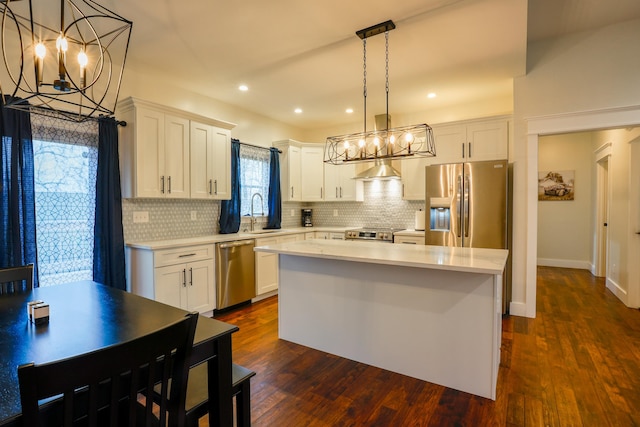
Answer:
[207,267,640,426]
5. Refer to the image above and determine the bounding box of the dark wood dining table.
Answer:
[0,281,238,427]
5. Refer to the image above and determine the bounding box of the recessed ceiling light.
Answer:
[294,108,303,114]
[346,108,354,114]
[238,84,248,91]
[427,92,437,99]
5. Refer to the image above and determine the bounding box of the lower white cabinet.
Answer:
[255,233,306,296]
[313,232,345,240]
[126,244,215,313]
[394,235,425,245]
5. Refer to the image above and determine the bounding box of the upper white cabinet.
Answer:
[300,145,324,201]
[274,140,326,202]
[324,162,362,201]
[190,121,231,200]
[432,118,508,164]
[118,97,235,199]
[401,117,509,200]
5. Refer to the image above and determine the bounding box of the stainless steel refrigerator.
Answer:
[425,160,511,312]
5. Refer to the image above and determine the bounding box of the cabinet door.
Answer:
[155,264,186,308]
[135,107,165,198]
[323,163,340,201]
[338,163,358,200]
[164,115,190,198]
[211,127,231,200]
[289,146,302,201]
[301,146,324,201]
[190,121,212,199]
[401,157,430,200]
[394,236,425,245]
[432,124,465,164]
[185,259,215,312]
[255,237,278,295]
[466,120,508,161]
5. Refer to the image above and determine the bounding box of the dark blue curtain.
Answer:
[93,117,126,290]
[0,98,39,286]
[264,147,281,229]
[219,139,241,234]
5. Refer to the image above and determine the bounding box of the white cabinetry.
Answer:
[255,232,306,296]
[190,121,231,200]
[402,117,509,200]
[274,140,329,202]
[394,235,425,245]
[118,97,235,200]
[324,163,362,201]
[301,145,324,201]
[126,244,215,313]
[274,141,302,201]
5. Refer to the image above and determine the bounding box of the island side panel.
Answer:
[278,254,500,400]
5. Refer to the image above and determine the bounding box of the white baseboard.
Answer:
[606,278,628,305]
[252,289,278,303]
[537,258,591,270]
[509,301,534,318]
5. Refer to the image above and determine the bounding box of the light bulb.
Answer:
[35,43,46,59]
[405,133,414,143]
[358,139,365,148]
[343,141,350,150]
[373,137,380,147]
[78,51,88,68]
[56,34,68,53]
[389,135,396,144]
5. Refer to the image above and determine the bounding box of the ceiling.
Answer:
[104,0,640,130]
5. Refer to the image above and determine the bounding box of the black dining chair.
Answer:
[0,264,34,295]
[18,311,199,427]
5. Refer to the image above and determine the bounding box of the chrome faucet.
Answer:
[250,192,264,231]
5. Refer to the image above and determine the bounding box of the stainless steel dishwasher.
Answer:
[216,239,256,310]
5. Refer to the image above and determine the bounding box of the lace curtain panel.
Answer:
[239,144,270,216]
[31,111,98,286]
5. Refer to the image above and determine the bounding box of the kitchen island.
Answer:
[254,239,508,400]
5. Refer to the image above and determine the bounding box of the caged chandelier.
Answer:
[0,0,132,120]
[324,20,436,165]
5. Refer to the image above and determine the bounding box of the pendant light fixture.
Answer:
[324,20,436,168]
[0,0,132,120]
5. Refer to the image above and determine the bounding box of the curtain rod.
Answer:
[236,140,282,153]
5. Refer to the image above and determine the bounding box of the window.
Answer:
[239,144,269,217]
[31,113,98,286]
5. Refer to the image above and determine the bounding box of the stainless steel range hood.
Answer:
[354,114,401,180]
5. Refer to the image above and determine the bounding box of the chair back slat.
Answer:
[18,311,198,427]
[0,264,34,295]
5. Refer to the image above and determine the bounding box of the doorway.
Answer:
[595,144,611,278]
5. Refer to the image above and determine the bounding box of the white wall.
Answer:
[537,132,593,269]
[118,68,305,147]
[514,18,640,316]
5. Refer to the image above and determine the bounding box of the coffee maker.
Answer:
[301,209,313,227]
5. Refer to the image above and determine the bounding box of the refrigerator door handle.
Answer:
[464,175,470,238]
[457,175,463,238]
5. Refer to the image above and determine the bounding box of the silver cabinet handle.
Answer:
[340,187,343,198]
[468,142,471,158]
[178,253,196,258]
[320,187,323,198]
[182,269,186,287]
[168,176,172,193]
[461,143,465,159]
[214,179,218,195]
[209,179,213,195]
[161,176,165,193]
[335,187,338,198]
[291,186,294,198]
[189,268,193,286]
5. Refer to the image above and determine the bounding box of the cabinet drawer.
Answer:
[154,244,214,267]
[394,236,425,245]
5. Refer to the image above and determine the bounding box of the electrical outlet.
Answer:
[190,211,197,221]
[333,209,338,217]
[132,211,149,223]
[291,209,295,217]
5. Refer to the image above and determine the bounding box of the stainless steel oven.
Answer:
[344,228,405,243]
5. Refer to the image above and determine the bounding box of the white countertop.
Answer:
[254,239,508,275]
[393,229,425,237]
[126,227,350,250]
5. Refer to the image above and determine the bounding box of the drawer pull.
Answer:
[178,253,197,258]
